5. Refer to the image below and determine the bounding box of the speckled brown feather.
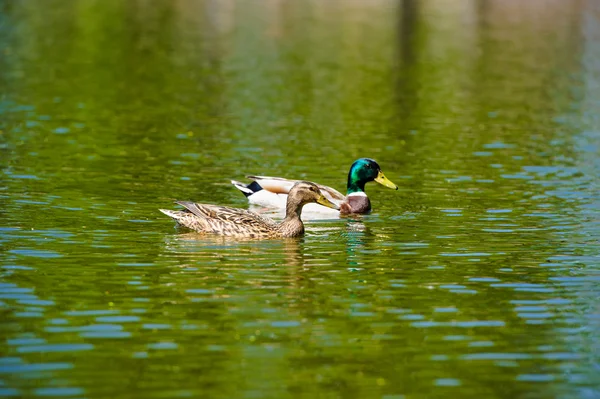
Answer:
[161,202,281,238]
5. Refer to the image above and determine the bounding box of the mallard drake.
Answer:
[159,181,339,238]
[231,158,398,214]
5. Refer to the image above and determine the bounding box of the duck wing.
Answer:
[246,175,346,202]
[314,184,346,202]
[245,176,297,194]
[175,201,278,236]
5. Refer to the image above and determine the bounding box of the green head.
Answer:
[346,158,398,194]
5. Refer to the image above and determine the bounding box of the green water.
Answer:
[1,0,600,398]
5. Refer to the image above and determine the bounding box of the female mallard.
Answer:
[231,158,398,214]
[159,181,338,238]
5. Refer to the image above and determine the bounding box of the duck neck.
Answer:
[347,176,366,195]
[280,196,305,237]
[284,194,304,221]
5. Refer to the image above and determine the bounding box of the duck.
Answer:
[231,158,398,214]
[159,181,339,238]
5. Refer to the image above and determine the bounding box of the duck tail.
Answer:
[231,180,263,198]
[159,208,186,220]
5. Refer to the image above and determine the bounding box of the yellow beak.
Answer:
[316,195,340,210]
[374,170,398,190]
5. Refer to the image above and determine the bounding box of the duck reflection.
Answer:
[342,217,374,269]
[162,231,304,268]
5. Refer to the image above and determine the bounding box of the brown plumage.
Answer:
[159,181,339,238]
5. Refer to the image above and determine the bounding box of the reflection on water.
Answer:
[163,231,306,267]
[1,0,600,398]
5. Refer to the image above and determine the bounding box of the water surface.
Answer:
[1,1,600,398]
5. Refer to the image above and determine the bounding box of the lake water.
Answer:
[1,0,600,398]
